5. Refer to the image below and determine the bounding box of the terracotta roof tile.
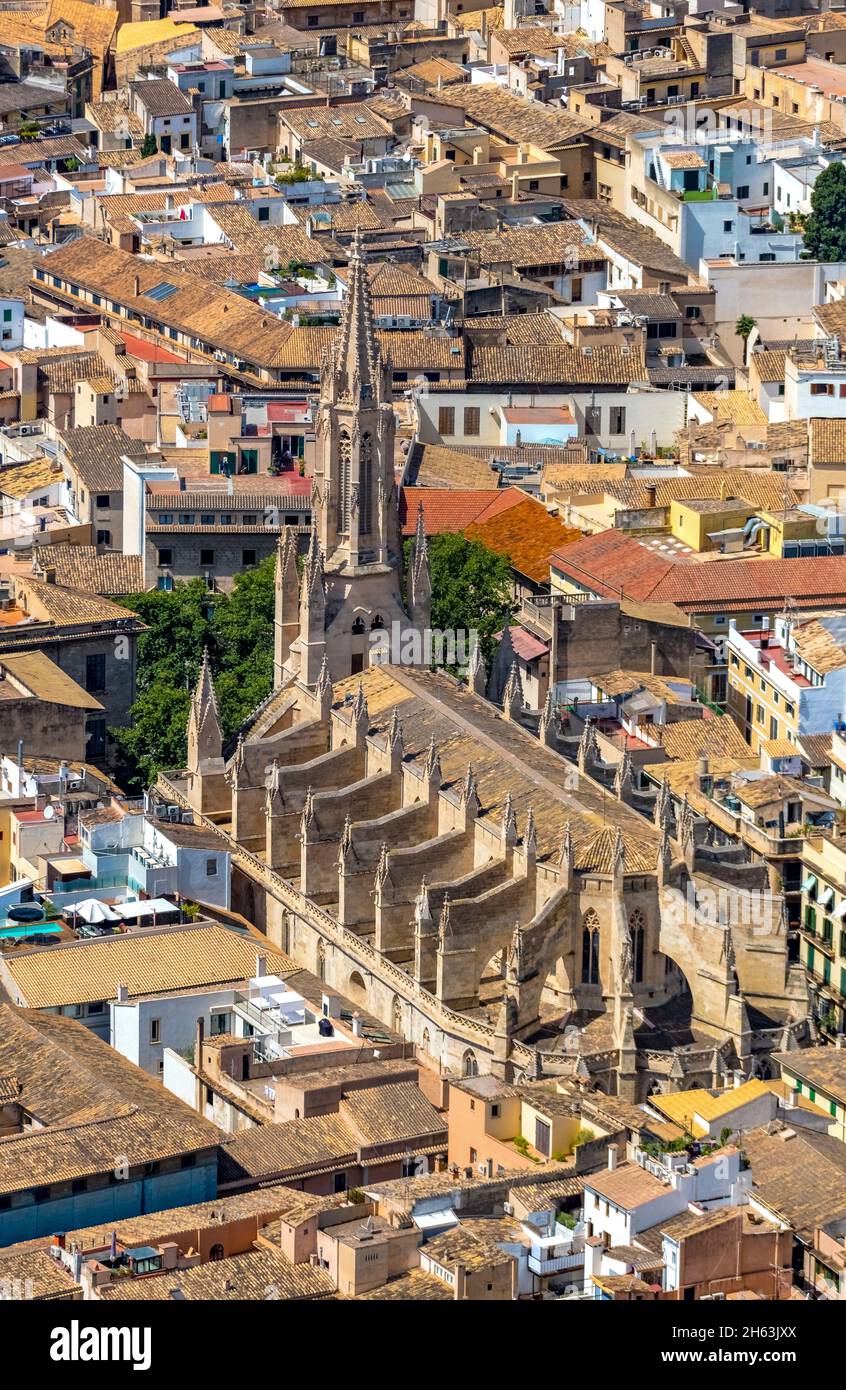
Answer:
[466,495,581,582]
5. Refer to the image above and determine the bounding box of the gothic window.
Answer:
[630,909,646,984]
[360,431,373,535]
[351,616,366,635]
[421,1027,430,1054]
[581,909,600,985]
[317,939,326,982]
[209,1244,225,1261]
[338,429,351,532]
[370,614,384,630]
[462,1049,479,1078]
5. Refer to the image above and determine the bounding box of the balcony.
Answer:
[528,1249,584,1276]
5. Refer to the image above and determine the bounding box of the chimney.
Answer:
[645,483,657,508]
[351,1011,364,1036]
[650,640,658,675]
[133,274,140,297]
[607,1143,618,1172]
[511,171,519,201]
[53,1232,66,1250]
[116,983,128,1003]
[255,953,266,978]
[473,145,483,165]
[194,1014,204,1067]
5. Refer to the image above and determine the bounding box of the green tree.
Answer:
[111,557,277,790]
[405,532,515,671]
[140,133,158,158]
[735,314,757,344]
[803,162,846,262]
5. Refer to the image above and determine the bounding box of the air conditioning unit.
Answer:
[181,810,194,823]
[477,1161,488,1175]
[503,1201,514,1216]
[167,805,181,821]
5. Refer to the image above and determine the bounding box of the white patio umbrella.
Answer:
[72,898,120,924]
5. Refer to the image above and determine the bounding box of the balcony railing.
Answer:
[528,1250,584,1276]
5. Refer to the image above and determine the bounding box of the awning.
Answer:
[833,901,846,921]
[802,874,817,893]
[71,898,120,924]
[112,897,179,921]
[819,886,835,909]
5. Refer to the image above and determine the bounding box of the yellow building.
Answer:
[727,619,804,752]
[775,1041,846,1144]
[669,499,820,556]
[670,497,753,552]
[800,834,846,1046]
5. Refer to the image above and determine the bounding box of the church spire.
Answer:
[274,529,299,686]
[187,648,222,771]
[409,500,431,630]
[328,227,385,406]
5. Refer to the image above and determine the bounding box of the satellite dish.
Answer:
[43,803,55,819]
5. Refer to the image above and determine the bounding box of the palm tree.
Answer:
[735,314,757,343]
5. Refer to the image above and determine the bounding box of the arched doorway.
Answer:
[347,970,367,1006]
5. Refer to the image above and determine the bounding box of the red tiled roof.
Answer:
[466,496,582,583]
[508,624,549,662]
[550,530,673,601]
[551,530,846,612]
[399,486,523,536]
[654,557,846,612]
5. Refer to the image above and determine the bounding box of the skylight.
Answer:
[145,281,179,301]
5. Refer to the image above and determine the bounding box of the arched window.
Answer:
[210,1244,224,1262]
[338,429,351,531]
[581,909,600,985]
[351,616,366,635]
[360,431,372,535]
[462,1049,478,1078]
[317,938,326,982]
[629,909,646,984]
[421,1027,431,1054]
[392,995,403,1035]
[370,613,384,630]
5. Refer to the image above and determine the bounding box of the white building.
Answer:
[78,801,231,909]
[582,1142,748,1289]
